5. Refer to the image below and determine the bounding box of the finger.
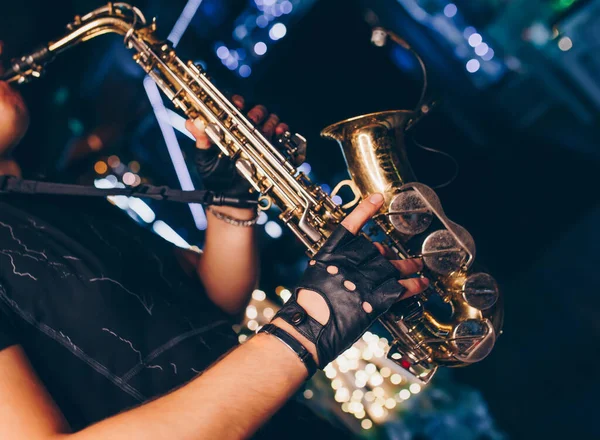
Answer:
[399,277,429,298]
[247,105,268,125]
[0,159,22,177]
[261,113,280,139]
[390,258,423,277]
[231,94,245,110]
[341,193,384,235]
[275,123,289,136]
[185,119,211,149]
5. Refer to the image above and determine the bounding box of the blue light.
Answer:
[463,26,477,39]
[216,45,229,59]
[239,65,252,77]
[443,3,457,18]
[481,48,495,61]
[321,184,331,194]
[234,25,248,40]
[466,59,480,73]
[265,221,283,238]
[269,23,287,40]
[332,196,343,205]
[256,15,269,28]
[281,1,293,14]
[468,33,483,47]
[475,43,489,56]
[168,0,204,47]
[254,42,268,55]
[224,57,239,70]
[297,162,312,174]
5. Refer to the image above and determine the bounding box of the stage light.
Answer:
[466,59,480,73]
[234,25,248,40]
[481,48,495,61]
[468,33,483,47]
[361,419,373,430]
[475,43,489,56]
[332,195,343,205]
[94,161,108,175]
[443,3,457,18]
[254,42,268,55]
[168,0,203,47]
[216,46,229,59]
[256,15,269,28]
[297,162,311,174]
[558,36,573,51]
[399,389,411,400]
[281,1,293,14]
[390,374,402,385]
[239,65,252,78]
[129,198,156,223]
[257,211,268,225]
[269,23,287,40]
[152,221,191,248]
[144,77,207,230]
[303,389,313,399]
[409,383,421,394]
[265,221,283,238]
[463,26,477,38]
[252,289,267,301]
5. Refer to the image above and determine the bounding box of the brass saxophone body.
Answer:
[2,3,503,383]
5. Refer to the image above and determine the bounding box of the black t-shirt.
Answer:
[0,195,348,439]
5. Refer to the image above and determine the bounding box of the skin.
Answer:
[0,82,428,438]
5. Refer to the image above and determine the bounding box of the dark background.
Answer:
[1,0,599,438]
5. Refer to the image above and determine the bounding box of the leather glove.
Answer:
[274,225,409,368]
[186,97,288,200]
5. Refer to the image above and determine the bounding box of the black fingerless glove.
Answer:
[273,225,407,368]
[194,146,255,199]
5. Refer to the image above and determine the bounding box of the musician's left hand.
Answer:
[0,81,28,176]
[184,96,290,200]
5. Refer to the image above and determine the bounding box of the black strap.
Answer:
[259,323,318,378]
[0,175,258,208]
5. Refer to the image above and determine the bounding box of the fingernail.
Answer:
[369,193,384,204]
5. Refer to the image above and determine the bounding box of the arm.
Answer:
[0,197,426,440]
[182,97,289,316]
[0,81,28,176]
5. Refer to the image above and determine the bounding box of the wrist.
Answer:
[207,205,257,221]
[271,317,319,366]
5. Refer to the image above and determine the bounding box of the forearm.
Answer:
[61,333,309,440]
[198,206,259,315]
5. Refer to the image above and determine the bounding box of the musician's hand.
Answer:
[0,82,28,177]
[184,95,289,201]
[272,194,429,367]
[185,95,289,149]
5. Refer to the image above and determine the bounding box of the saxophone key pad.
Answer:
[462,272,499,310]
[421,229,468,275]
[388,190,434,235]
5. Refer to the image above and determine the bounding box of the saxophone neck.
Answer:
[1,2,148,84]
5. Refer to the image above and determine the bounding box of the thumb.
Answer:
[341,193,384,235]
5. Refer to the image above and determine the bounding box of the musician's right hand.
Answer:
[271,194,429,368]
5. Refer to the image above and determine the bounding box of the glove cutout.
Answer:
[274,225,407,368]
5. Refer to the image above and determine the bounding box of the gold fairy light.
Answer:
[237,288,427,432]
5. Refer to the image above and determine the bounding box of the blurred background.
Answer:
[1,0,599,438]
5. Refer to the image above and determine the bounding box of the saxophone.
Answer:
[2,3,503,383]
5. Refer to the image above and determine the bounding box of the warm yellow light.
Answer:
[352,390,364,400]
[303,389,313,399]
[324,365,337,379]
[252,289,266,301]
[390,374,402,385]
[385,398,397,409]
[331,379,342,390]
[369,373,384,387]
[365,363,376,375]
[354,410,366,419]
[370,404,384,419]
[409,383,421,394]
[245,305,258,320]
[94,161,108,174]
[334,387,350,403]
[247,320,258,331]
[263,307,275,319]
[399,389,411,400]
[380,367,391,378]
[280,289,292,302]
[341,402,350,413]
[373,387,385,398]
[238,334,248,343]
[364,391,375,402]
[361,419,373,430]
